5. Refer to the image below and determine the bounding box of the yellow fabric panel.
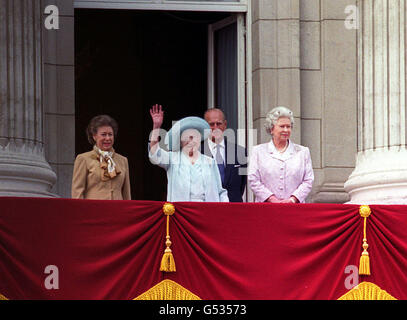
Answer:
[134,279,201,300]
[338,282,397,300]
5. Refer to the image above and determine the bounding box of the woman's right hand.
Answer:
[150,104,164,129]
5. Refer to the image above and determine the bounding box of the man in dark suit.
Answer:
[202,108,247,202]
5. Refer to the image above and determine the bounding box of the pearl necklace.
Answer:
[277,141,288,154]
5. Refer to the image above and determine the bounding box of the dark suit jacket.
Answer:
[202,138,247,202]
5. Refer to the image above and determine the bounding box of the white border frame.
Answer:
[74,0,248,12]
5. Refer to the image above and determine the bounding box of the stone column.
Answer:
[252,0,301,144]
[344,0,407,204]
[0,0,57,197]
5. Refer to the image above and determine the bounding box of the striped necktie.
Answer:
[216,144,225,184]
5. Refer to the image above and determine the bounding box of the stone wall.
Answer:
[37,0,359,202]
[42,0,75,198]
[252,0,358,203]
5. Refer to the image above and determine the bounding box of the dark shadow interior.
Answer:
[75,9,229,200]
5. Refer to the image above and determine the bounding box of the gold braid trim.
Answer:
[0,293,8,300]
[133,279,201,300]
[338,282,397,300]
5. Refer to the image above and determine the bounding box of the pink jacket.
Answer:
[248,140,314,203]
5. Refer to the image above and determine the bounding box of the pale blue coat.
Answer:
[149,145,229,202]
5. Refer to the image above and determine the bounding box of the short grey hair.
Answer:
[264,106,294,135]
[204,107,226,121]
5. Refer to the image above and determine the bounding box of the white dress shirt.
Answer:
[207,138,225,165]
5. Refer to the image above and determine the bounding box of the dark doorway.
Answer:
[75,9,230,200]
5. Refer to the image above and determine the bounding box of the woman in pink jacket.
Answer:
[248,106,314,203]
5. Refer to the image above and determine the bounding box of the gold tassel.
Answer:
[160,203,176,272]
[359,252,370,275]
[359,205,371,275]
[160,235,176,272]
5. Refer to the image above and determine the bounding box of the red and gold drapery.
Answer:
[0,197,406,300]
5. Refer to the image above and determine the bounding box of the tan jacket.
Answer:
[71,150,131,200]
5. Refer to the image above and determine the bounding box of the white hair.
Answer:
[264,106,294,135]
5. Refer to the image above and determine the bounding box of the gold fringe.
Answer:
[160,203,176,272]
[133,279,201,300]
[0,293,8,300]
[359,205,371,275]
[338,281,397,300]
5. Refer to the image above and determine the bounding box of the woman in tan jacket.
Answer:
[71,115,131,200]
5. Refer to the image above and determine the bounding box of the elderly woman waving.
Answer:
[149,104,228,202]
[248,106,314,203]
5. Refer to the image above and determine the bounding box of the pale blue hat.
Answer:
[165,116,210,151]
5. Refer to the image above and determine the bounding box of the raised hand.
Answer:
[150,104,164,129]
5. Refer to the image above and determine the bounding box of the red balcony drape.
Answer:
[0,197,406,300]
